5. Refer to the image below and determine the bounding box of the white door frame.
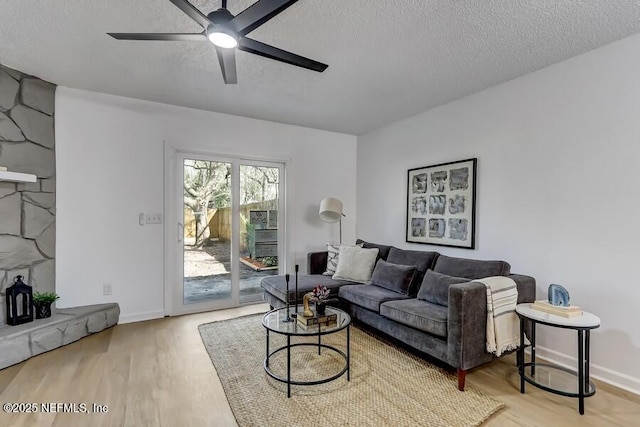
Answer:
[164,143,286,316]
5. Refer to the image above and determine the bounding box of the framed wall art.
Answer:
[406,158,477,249]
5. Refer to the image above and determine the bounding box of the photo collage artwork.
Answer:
[406,158,476,248]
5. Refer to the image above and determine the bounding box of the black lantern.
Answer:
[5,275,34,325]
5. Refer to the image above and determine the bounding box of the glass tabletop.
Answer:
[262,306,351,336]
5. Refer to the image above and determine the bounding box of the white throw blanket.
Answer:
[473,276,524,357]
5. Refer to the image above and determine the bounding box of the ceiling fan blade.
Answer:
[108,33,207,41]
[169,0,213,29]
[229,0,299,36]
[215,46,237,84]
[238,37,328,72]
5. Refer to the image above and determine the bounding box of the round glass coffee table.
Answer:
[262,306,351,398]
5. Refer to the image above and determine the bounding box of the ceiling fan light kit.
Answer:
[206,7,237,48]
[208,31,238,48]
[107,0,328,84]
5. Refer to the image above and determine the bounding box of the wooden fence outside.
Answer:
[183,199,278,252]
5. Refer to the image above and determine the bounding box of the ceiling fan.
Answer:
[107,0,328,84]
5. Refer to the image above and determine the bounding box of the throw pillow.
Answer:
[332,246,380,283]
[386,247,439,294]
[370,259,417,295]
[323,243,363,276]
[417,270,469,306]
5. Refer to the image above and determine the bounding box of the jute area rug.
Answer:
[198,314,503,427]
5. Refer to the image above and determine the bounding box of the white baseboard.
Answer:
[531,345,640,395]
[118,309,166,324]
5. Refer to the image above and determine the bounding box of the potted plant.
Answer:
[310,285,330,315]
[33,292,60,319]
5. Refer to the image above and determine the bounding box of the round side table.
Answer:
[516,303,600,415]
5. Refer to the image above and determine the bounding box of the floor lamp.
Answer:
[319,197,345,244]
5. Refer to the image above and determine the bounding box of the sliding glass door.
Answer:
[170,152,284,315]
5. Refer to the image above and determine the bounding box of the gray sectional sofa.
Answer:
[261,239,536,390]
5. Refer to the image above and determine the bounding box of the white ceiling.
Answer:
[1,1,640,135]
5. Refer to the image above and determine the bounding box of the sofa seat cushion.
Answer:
[433,254,511,279]
[417,270,469,307]
[386,247,439,294]
[339,284,411,312]
[380,299,448,338]
[370,259,417,295]
[261,274,354,304]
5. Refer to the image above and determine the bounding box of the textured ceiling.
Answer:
[1,0,640,135]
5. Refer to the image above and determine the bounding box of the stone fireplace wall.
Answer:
[0,64,56,325]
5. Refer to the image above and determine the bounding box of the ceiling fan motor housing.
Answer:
[208,8,234,27]
[206,8,237,47]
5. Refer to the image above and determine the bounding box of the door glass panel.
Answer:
[183,159,232,304]
[239,164,280,304]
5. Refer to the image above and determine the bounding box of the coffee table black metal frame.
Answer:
[262,307,351,398]
[516,303,600,415]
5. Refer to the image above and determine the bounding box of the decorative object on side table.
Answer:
[33,292,60,319]
[310,285,330,315]
[406,158,477,249]
[5,275,34,325]
[532,284,582,317]
[301,293,314,317]
[291,264,299,318]
[282,274,293,323]
[548,283,570,306]
[296,311,338,329]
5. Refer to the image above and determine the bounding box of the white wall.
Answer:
[357,33,640,393]
[55,88,356,323]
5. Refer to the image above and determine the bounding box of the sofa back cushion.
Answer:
[417,270,469,306]
[370,259,417,295]
[323,243,363,276]
[433,254,511,279]
[332,246,379,283]
[356,239,392,261]
[386,247,439,294]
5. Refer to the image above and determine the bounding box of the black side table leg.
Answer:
[585,330,591,393]
[347,325,351,381]
[578,329,585,415]
[287,335,291,398]
[519,316,525,393]
[265,329,270,368]
[531,320,536,376]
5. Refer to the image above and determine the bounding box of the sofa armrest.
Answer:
[447,281,488,369]
[509,274,536,340]
[307,251,328,275]
[447,274,537,369]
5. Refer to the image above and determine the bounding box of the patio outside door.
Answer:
[168,151,284,315]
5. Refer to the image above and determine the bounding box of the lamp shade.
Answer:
[319,198,343,223]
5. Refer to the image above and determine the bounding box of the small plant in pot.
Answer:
[33,292,60,319]
[310,285,330,315]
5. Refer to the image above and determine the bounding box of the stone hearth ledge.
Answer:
[0,303,119,369]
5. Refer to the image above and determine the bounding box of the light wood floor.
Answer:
[0,304,638,426]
